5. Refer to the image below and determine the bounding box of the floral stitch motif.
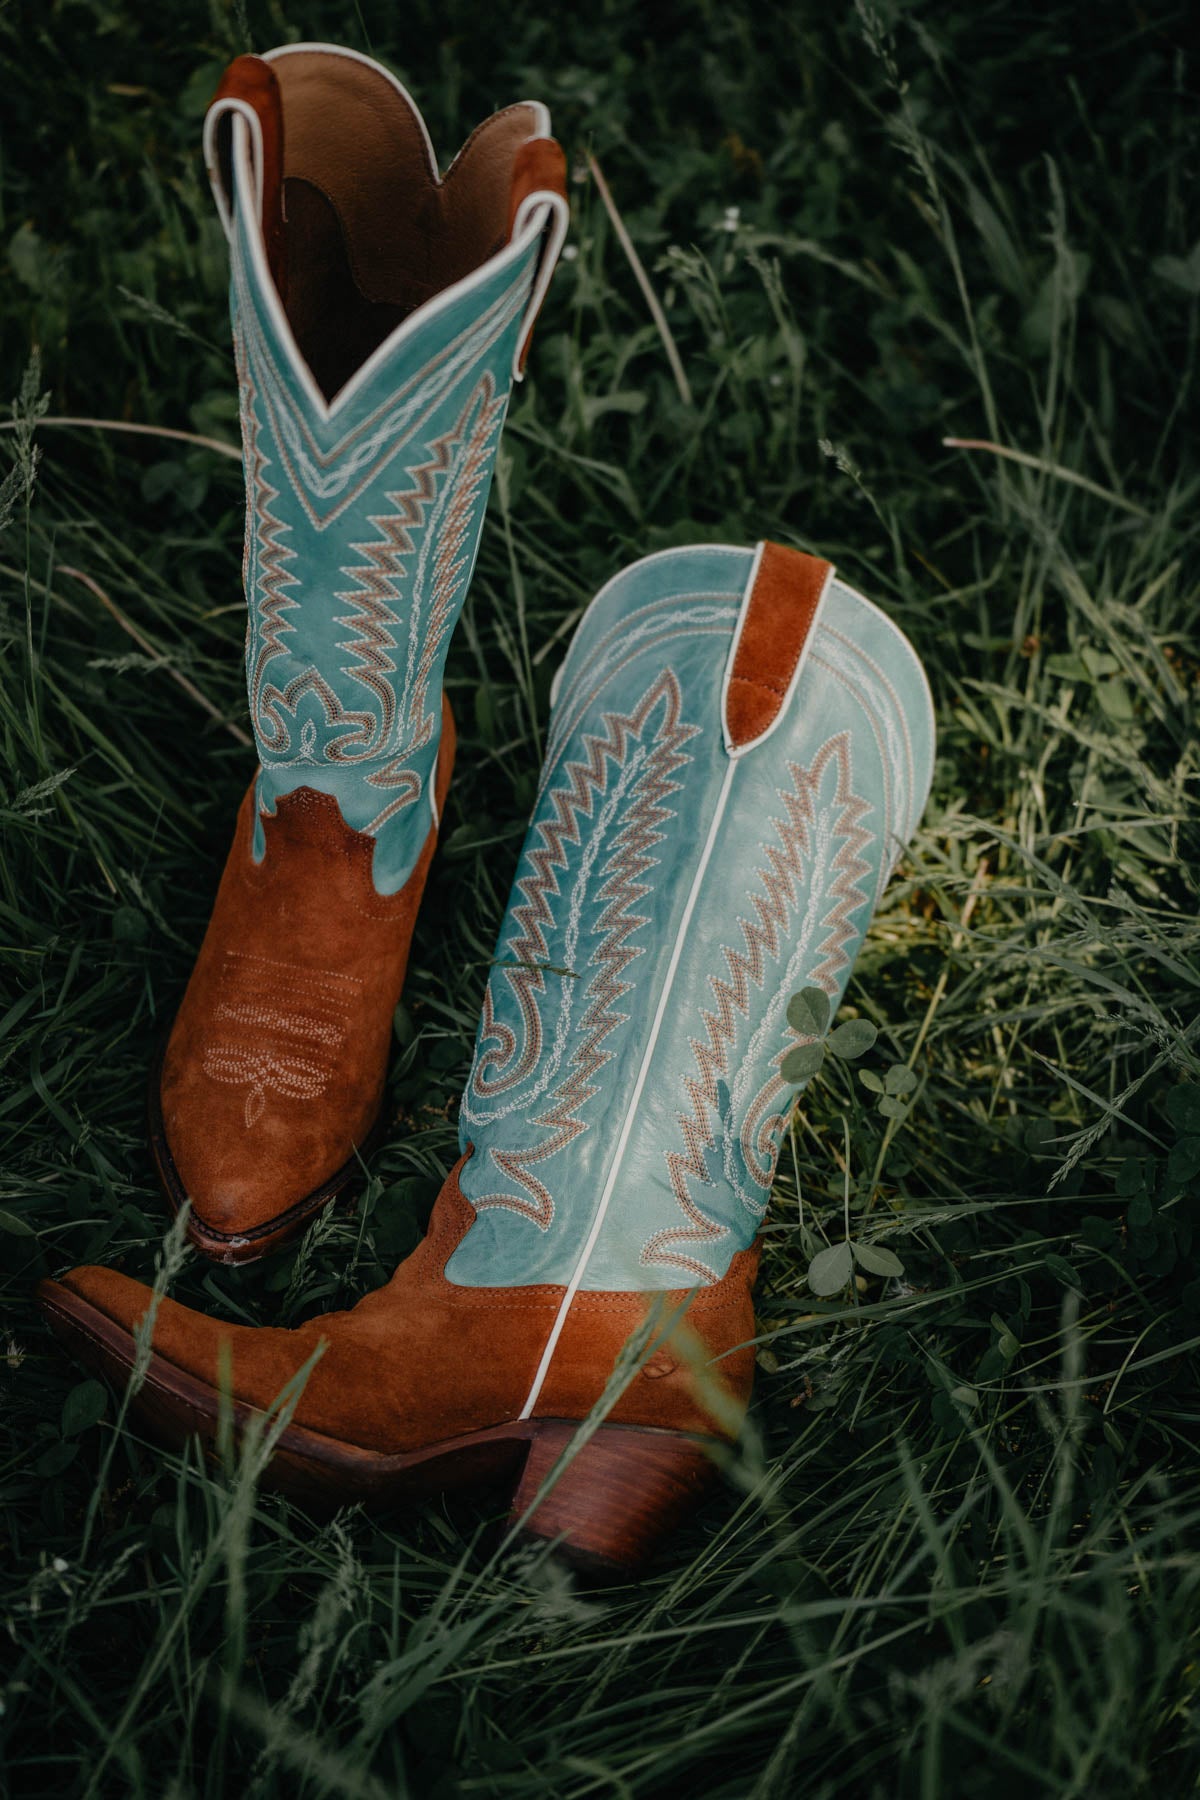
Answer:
[201,953,361,1129]
[202,1047,328,1129]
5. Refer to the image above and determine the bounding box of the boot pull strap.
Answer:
[203,55,288,302]
[721,542,836,756]
[508,135,570,379]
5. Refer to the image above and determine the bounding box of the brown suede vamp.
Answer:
[58,1159,760,1456]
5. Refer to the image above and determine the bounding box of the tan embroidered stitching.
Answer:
[214,1002,344,1047]
[728,671,788,698]
[202,1046,329,1128]
[224,951,362,986]
[201,952,359,1127]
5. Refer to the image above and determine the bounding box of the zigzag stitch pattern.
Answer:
[471,670,696,1228]
[327,409,472,764]
[644,733,873,1282]
[238,330,300,751]
[364,375,508,832]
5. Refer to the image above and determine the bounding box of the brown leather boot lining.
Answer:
[270,52,544,396]
[278,179,409,401]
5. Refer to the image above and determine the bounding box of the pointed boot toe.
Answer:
[152,705,455,1263]
[38,1268,343,1482]
[42,1263,159,1337]
[38,1266,238,1458]
[39,1158,755,1563]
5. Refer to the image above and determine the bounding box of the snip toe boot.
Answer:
[43,541,934,1570]
[153,47,567,1261]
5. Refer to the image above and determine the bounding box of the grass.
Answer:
[2,0,1199,1793]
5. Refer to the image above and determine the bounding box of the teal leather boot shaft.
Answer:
[452,544,936,1291]
[207,46,567,892]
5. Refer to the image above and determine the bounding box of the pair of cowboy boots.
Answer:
[39,45,936,1573]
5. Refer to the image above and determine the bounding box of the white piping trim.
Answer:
[265,52,552,189]
[204,45,562,420]
[225,110,322,419]
[202,96,265,239]
[520,99,552,139]
[228,116,553,422]
[717,538,765,755]
[264,42,440,177]
[517,756,739,1420]
[719,544,837,758]
[511,186,570,380]
[583,541,749,596]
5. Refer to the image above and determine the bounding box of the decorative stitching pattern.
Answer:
[362,374,508,833]
[226,167,540,889]
[546,595,739,767]
[641,733,873,1283]
[244,375,503,786]
[232,232,531,527]
[239,340,299,748]
[450,551,935,1294]
[201,952,361,1127]
[463,668,699,1226]
[732,741,874,1202]
[813,628,920,892]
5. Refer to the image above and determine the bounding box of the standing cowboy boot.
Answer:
[41,541,934,1571]
[152,46,568,1261]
